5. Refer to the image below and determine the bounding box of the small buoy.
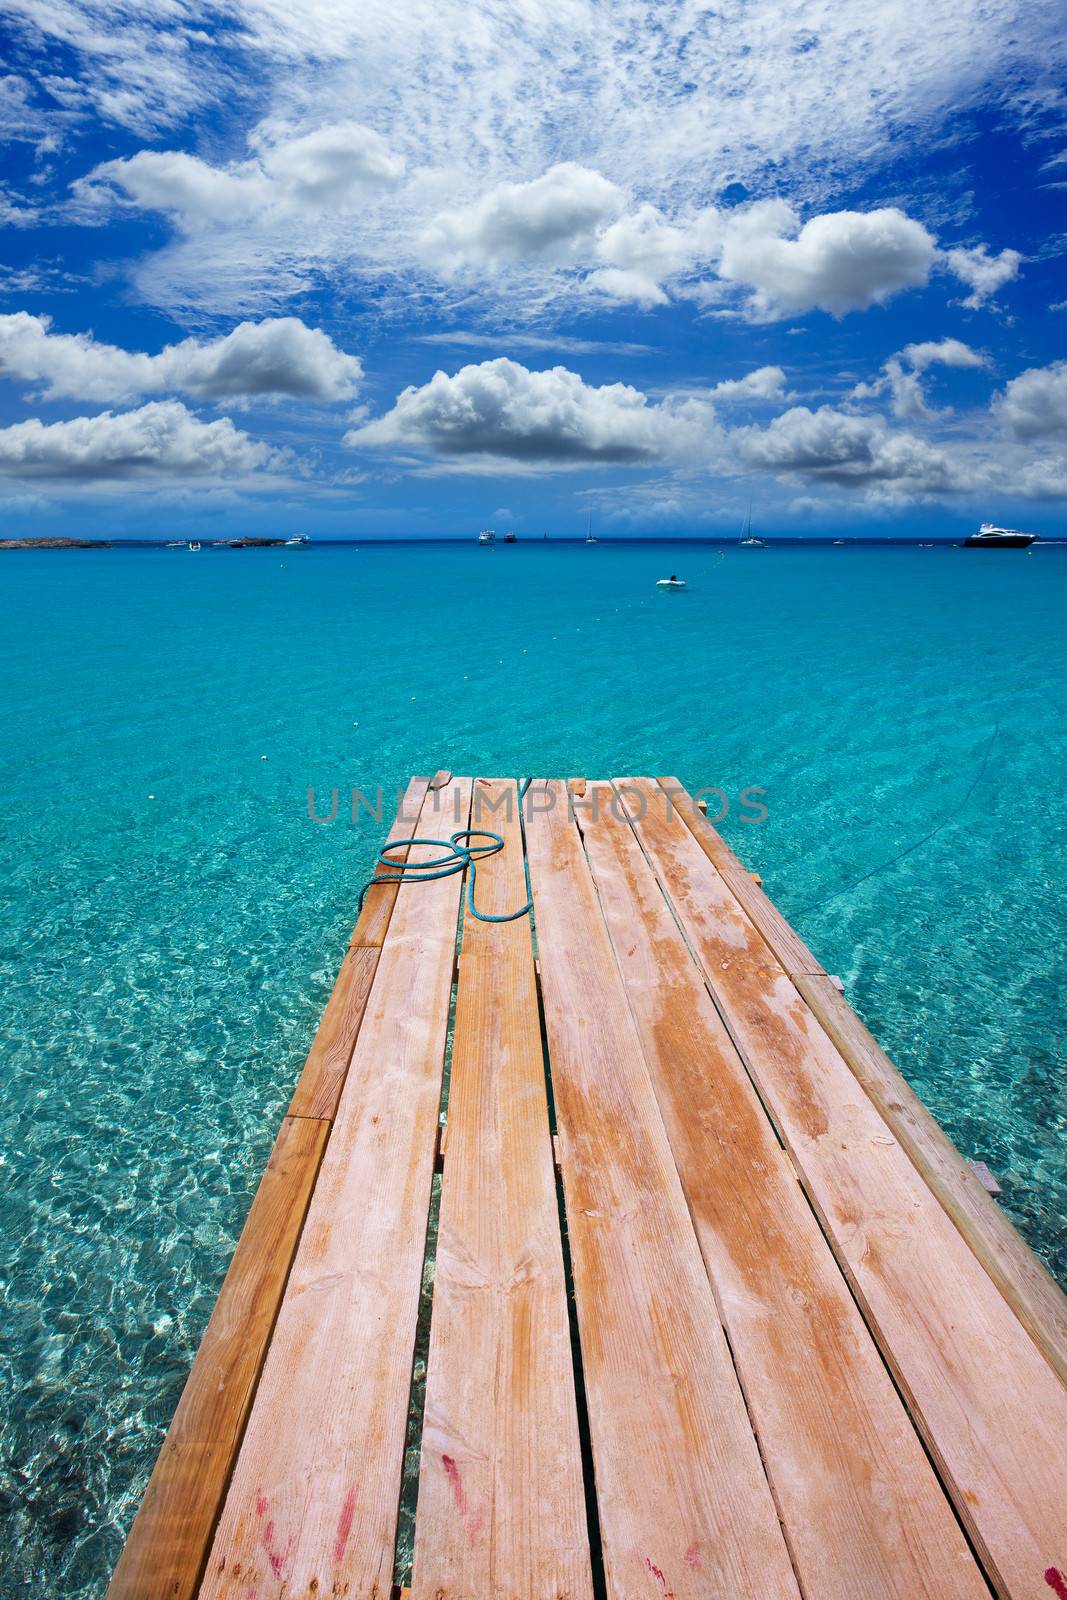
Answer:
[411,696,416,701]
[260,755,268,761]
[148,794,155,800]
[353,721,359,727]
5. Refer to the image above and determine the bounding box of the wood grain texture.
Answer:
[288,947,380,1122]
[658,776,825,975]
[796,972,1067,1389]
[620,777,1067,1600]
[525,781,801,1600]
[411,780,592,1600]
[578,787,985,1600]
[289,776,431,1119]
[200,779,473,1600]
[347,776,432,951]
[107,1115,328,1600]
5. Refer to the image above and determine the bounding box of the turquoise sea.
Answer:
[1,540,1065,1595]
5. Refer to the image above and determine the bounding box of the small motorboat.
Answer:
[503,532,517,543]
[284,534,309,547]
[656,574,686,590]
[188,541,201,551]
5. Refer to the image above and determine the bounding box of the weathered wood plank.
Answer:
[107,1114,329,1600]
[797,972,1067,1389]
[200,779,473,1600]
[620,777,1067,1600]
[658,775,825,975]
[347,775,433,951]
[525,781,801,1600]
[411,780,592,1600]
[288,946,380,1122]
[289,776,430,1119]
[578,786,985,1600]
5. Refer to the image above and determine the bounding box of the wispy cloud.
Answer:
[415,331,656,356]
[47,0,1056,319]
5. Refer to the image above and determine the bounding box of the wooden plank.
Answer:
[107,1114,328,1600]
[619,777,1067,1600]
[577,787,985,1600]
[289,776,431,1119]
[348,775,432,951]
[411,780,592,1600]
[288,946,380,1121]
[200,780,473,1600]
[796,972,1067,1389]
[971,1160,1003,1196]
[524,781,801,1600]
[658,775,825,975]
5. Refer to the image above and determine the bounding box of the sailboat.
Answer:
[585,512,597,545]
[739,499,766,548]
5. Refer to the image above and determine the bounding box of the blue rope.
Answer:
[356,778,533,924]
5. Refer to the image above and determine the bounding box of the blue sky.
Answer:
[0,0,1065,539]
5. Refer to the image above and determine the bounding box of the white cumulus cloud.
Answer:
[345,357,719,471]
[589,203,723,308]
[422,163,623,271]
[994,361,1067,439]
[0,400,282,482]
[853,337,988,419]
[944,244,1022,308]
[716,203,937,320]
[81,120,404,230]
[0,313,363,403]
[736,404,960,492]
[710,366,788,403]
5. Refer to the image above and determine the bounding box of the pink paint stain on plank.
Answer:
[1046,1569,1067,1599]
[684,1543,702,1572]
[442,1453,469,1516]
[254,1501,295,1584]
[644,1555,675,1598]
[333,1487,358,1566]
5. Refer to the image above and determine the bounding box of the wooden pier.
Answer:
[108,775,1067,1600]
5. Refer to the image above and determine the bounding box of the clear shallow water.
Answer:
[0,540,1064,1594]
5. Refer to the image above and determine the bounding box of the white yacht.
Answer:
[284,534,309,547]
[478,528,496,545]
[739,499,766,547]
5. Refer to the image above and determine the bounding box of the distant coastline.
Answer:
[2,534,1063,550]
[0,537,113,550]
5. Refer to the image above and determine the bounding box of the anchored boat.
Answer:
[478,528,496,545]
[965,521,1036,548]
[739,498,766,548]
[656,574,686,590]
